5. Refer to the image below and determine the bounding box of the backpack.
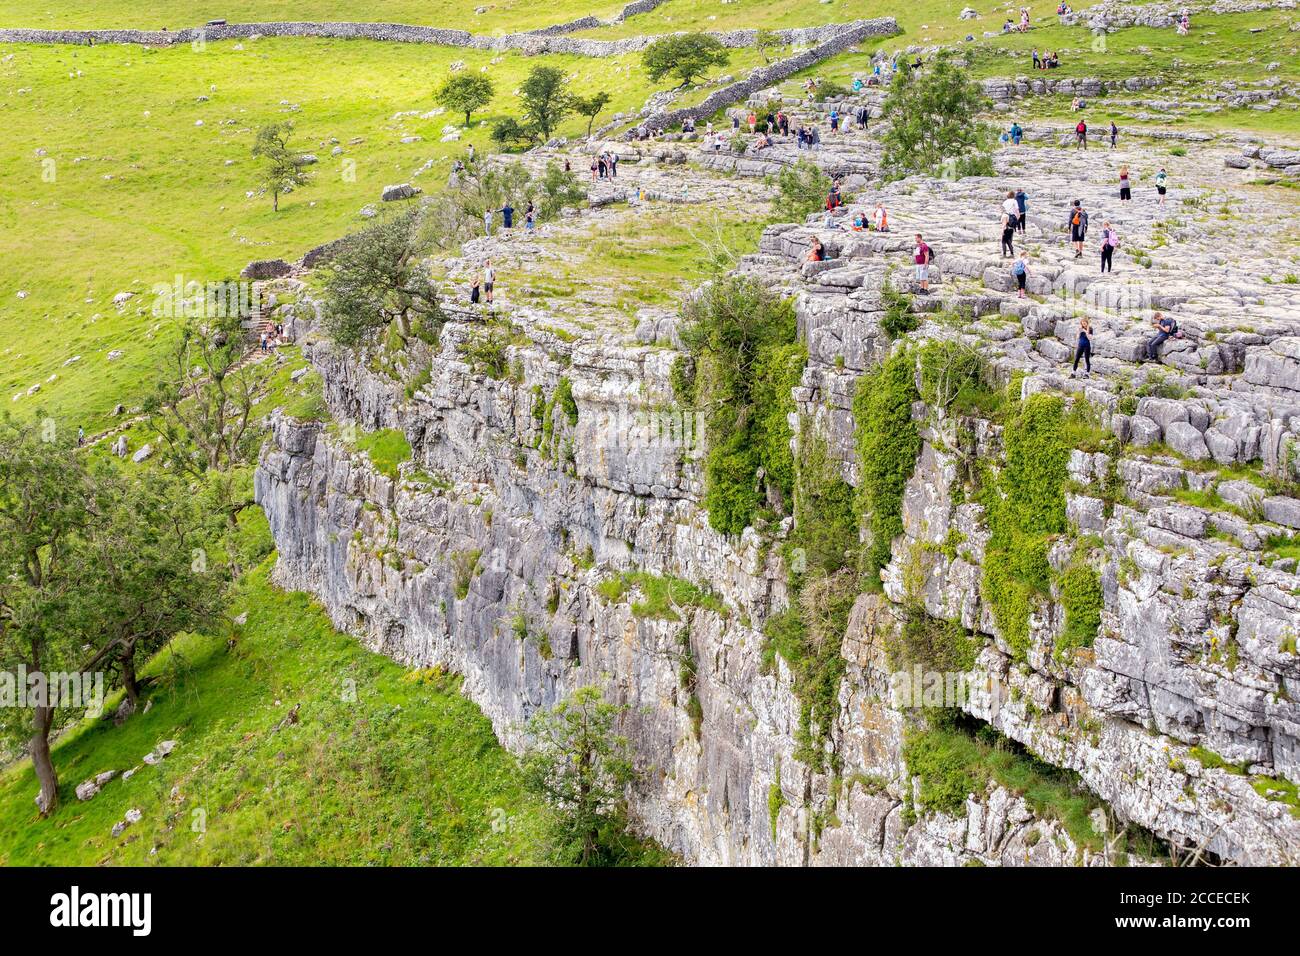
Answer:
[925,244,935,263]
[1071,210,1081,226]
[1077,121,1086,134]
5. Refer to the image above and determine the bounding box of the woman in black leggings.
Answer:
[1000,212,1015,257]
[1099,220,1118,273]
[1071,316,1093,378]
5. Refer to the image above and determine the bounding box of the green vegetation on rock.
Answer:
[980,394,1069,658]
[853,349,922,580]
[679,276,802,536]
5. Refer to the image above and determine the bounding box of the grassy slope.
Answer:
[0,0,625,33]
[806,10,1300,138]
[577,0,1100,42]
[0,560,556,866]
[0,37,688,432]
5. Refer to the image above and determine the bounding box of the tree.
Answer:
[435,72,495,128]
[571,91,612,138]
[519,66,572,142]
[489,116,536,152]
[879,49,996,181]
[320,206,443,347]
[70,472,223,716]
[146,312,269,477]
[521,686,637,865]
[642,33,731,88]
[773,158,834,223]
[537,161,586,220]
[0,420,220,813]
[252,121,312,212]
[0,415,96,815]
[754,28,783,65]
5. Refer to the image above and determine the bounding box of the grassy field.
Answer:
[577,0,1101,42]
[0,561,556,866]
[0,0,626,33]
[802,10,1300,138]
[0,37,690,433]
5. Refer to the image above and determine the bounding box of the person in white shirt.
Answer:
[1002,190,1020,225]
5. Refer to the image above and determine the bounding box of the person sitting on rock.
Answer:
[1146,312,1176,361]
[806,238,825,263]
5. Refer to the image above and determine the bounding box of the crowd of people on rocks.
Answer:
[259,321,286,353]
[590,149,620,180]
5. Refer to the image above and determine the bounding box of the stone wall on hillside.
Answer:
[0,17,897,58]
[526,0,670,36]
[637,19,901,131]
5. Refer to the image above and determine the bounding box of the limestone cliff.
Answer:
[256,122,1300,865]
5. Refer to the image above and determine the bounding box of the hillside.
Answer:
[1,0,1299,873]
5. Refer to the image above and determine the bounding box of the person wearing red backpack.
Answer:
[1075,118,1087,149]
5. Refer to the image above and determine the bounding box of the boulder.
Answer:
[240,259,293,280]
[1164,422,1209,460]
[382,183,422,201]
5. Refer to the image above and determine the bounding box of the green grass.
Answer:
[534,209,765,312]
[337,426,412,479]
[0,560,556,865]
[1264,533,1300,562]
[595,570,728,621]
[905,719,1123,855]
[0,37,672,432]
[0,0,625,32]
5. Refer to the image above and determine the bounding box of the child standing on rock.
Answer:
[484,260,496,305]
[1012,253,1028,297]
[1155,167,1169,206]
[1119,166,1131,202]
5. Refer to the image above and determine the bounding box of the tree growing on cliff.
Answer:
[571,91,612,138]
[773,158,833,223]
[519,66,572,142]
[642,33,731,88]
[522,685,638,865]
[252,121,312,212]
[879,49,996,181]
[146,312,269,477]
[320,205,443,347]
[435,72,495,128]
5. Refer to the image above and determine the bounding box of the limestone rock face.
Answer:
[257,108,1300,866]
